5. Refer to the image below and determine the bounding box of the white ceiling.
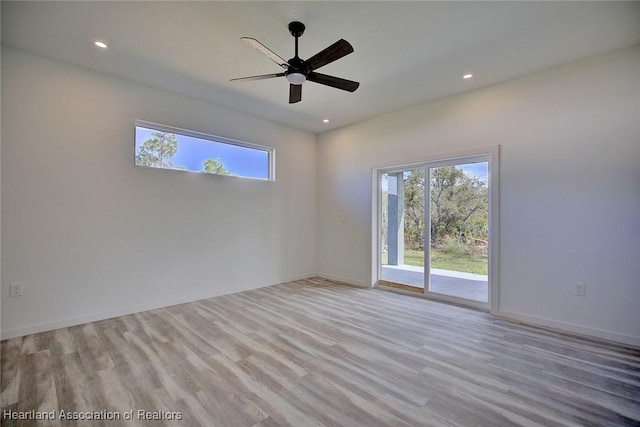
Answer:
[3,1,640,133]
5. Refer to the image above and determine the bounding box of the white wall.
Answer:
[317,46,640,346]
[1,48,317,338]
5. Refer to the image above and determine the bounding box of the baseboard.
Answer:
[314,273,368,288]
[1,299,196,340]
[498,309,640,348]
[1,273,318,340]
[281,273,318,284]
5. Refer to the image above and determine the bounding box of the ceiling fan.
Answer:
[231,21,359,104]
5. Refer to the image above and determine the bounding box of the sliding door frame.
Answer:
[372,146,500,314]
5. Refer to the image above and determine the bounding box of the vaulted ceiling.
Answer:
[3,1,640,133]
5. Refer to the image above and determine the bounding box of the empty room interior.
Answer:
[1,1,640,426]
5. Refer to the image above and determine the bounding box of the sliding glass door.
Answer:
[377,152,495,309]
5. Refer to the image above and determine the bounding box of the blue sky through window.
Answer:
[135,126,269,180]
[456,162,488,183]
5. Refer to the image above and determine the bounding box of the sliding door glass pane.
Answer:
[380,169,425,290]
[428,162,489,302]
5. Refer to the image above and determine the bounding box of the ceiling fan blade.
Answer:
[305,39,354,71]
[307,72,359,92]
[289,84,302,104]
[241,37,289,69]
[230,72,285,82]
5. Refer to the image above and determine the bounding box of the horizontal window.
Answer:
[134,121,274,181]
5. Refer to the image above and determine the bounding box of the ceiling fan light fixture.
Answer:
[286,72,306,85]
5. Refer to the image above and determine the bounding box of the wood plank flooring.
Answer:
[2,277,640,426]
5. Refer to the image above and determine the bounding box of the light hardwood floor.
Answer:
[2,277,639,426]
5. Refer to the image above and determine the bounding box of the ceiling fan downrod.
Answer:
[288,21,306,59]
[286,21,307,85]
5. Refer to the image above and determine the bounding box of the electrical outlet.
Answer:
[574,282,585,296]
[10,282,23,297]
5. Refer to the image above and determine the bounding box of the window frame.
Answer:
[134,120,275,182]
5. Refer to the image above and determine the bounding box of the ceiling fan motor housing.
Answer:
[286,56,310,81]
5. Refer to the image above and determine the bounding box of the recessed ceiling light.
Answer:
[463,73,473,79]
[94,40,108,49]
[323,119,330,123]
